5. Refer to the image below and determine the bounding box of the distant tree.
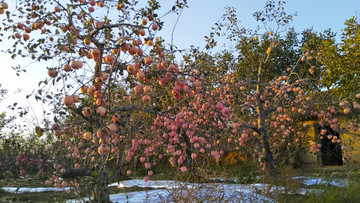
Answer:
[302,17,360,101]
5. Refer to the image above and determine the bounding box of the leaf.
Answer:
[35,126,43,138]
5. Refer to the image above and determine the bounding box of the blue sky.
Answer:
[0,0,359,133]
[158,0,359,50]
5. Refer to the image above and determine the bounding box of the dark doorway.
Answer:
[315,125,343,166]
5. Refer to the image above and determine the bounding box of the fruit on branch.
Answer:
[98,144,109,155]
[96,1,104,7]
[143,85,151,94]
[80,85,89,94]
[97,129,105,139]
[142,95,151,103]
[82,107,92,117]
[22,33,30,40]
[96,106,106,116]
[63,64,71,72]
[106,123,117,134]
[138,29,145,36]
[83,131,92,140]
[134,84,142,94]
[137,70,145,80]
[54,6,60,12]
[87,86,96,95]
[84,38,91,45]
[91,49,101,61]
[103,55,114,64]
[63,96,74,106]
[89,0,96,6]
[152,24,158,31]
[147,14,154,21]
[48,69,58,78]
[70,61,83,69]
[144,56,153,65]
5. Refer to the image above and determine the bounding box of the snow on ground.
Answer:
[2,176,347,202]
[207,177,238,183]
[207,176,260,183]
[292,176,348,187]
[2,186,71,193]
[106,179,274,202]
[111,179,319,195]
[106,187,270,203]
[97,179,319,202]
[109,179,183,189]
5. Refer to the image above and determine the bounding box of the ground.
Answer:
[1,165,360,202]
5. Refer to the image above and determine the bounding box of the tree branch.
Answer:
[61,167,92,179]
[239,123,260,134]
[109,98,187,115]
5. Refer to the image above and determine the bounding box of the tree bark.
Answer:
[256,94,276,173]
[94,43,104,79]
[61,167,92,178]
[182,131,194,172]
[91,171,110,203]
[256,66,276,175]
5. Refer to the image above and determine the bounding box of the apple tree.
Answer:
[0,0,205,202]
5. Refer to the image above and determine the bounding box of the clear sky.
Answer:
[0,0,359,134]
[158,0,359,50]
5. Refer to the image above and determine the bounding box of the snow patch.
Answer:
[292,176,348,187]
[2,176,346,202]
[2,186,71,193]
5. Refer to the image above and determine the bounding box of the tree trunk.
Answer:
[182,130,194,172]
[91,171,110,203]
[256,94,276,173]
[94,43,104,79]
[256,66,276,175]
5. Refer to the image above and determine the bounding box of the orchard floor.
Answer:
[1,171,358,202]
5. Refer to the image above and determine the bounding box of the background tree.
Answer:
[184,1,360,173]
[302,17,360,100]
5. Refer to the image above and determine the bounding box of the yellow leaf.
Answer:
[266,47,271,54]
[35,126,43,138]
